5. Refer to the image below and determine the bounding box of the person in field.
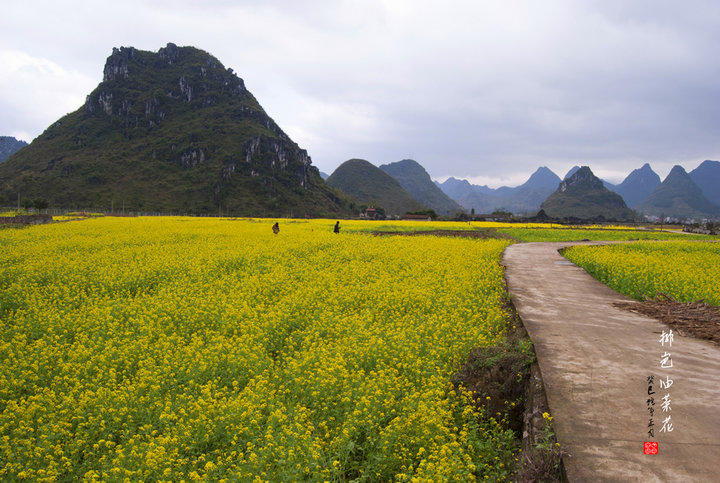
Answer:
[333,221,340,234]
[272,222,279,234]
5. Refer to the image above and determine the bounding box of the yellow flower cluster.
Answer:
[0,217,517,481]
[563,241,720,305]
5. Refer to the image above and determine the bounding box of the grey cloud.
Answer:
[1,0,718,185]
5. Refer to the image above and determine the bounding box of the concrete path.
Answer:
[503,242,720,482]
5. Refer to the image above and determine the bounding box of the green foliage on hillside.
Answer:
[326,159,426,216]
[0,44,351,217]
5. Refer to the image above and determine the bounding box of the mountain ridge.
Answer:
[612,163,661,207]
[437,167,560,214]
[436,160,717,220]
[688,160,720,206]
[379,159,463,216]
[635,165,719,219]
[326,159,426,216]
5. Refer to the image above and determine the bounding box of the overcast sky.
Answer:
[2,0,719,187]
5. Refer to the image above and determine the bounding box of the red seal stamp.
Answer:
[643,441,659,454]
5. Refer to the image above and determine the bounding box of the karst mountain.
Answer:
[0,43,350,216]
[325,159,427,216]
[540,166,637,221]
[635,165,720,219]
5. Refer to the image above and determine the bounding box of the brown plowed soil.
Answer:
[372,229,516,240]
[615,294,720,345]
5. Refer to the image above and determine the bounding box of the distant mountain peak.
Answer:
[613,162,661,208]
[379,159,464,215]
[689,160,720,206]
[559,166,603,191]
[564,166,580,180]
[635,164,719,219]
[663,165,706,191]
[395,159,423,168]
[667,164,688,177]
[0,136,28,163]
[541,166,635,221]
[326,159,426,215]
[522,166,561,189]
[445,176,471,185]
[695,160,720,170]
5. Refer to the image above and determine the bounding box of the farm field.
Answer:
[496,227,713,242]
[563,241,720,344]
[332,219,709,243]
[0,217,521,481]
[2,217,716,481]
[562,242,720,306]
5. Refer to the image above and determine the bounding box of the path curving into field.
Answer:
[503,242,720,482]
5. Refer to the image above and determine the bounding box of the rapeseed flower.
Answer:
[0,217,517,480]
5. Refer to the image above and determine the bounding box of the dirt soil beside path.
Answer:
[615,294,720,345]
[371,229,516,240]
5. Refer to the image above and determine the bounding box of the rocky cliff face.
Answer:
[0,43,345,216]
[82,44,312,190]
[558,166,603,191]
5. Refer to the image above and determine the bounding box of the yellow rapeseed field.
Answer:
[563,241,720,305]
[0,217,518,481]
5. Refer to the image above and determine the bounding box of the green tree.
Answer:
[33,198,49,210]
